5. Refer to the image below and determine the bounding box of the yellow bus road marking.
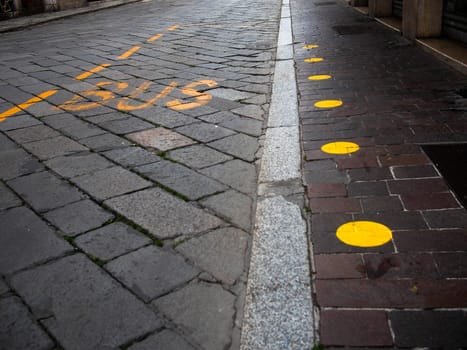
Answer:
[0,90,58,122]
[75,64,111,80]
[168,24,179,31]
[118,46,141,60]
[147,34,164,43]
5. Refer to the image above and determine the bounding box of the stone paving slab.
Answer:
[200,159,257,195]
[11,254,163,350]
[104,188,224,239]
[71,166,151,201]
[201,190,253,231]
[292,0,467,348]
[0,148,44,180]
[128,329,195,350]
[0,296,54,350]
[106,245,199,301]
[44,152,114,178]
[44,199,114,236]
[136,160,228,200]
[176,227,249,285]
[0,181,22,210]
[0,207,72,275]
[7,171,86,212]
[167,144,232,169]
[153,282,236,350]
[74,222,152,261]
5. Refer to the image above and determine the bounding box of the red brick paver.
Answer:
[292,0,467,347]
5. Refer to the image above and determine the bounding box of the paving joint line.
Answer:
[240,0,314,348]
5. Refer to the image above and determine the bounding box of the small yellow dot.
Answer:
[314,99,343,108]
[336,221,393,247]
[308,75,332,81]
[304,57,324,63]
[303,44,319,49]
[321,141,360,155]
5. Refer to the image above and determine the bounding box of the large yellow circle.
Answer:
[304,57,324,63]
[321,141,360,155]
[336,221,393,247]
[308,75,332,81]
[314,99,343,108]
[303,44,319,49]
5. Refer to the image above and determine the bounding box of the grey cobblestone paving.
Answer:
[0,0,282,347]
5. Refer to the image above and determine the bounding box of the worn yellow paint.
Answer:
[117,82,177,111]
[321,141,360,155]
[302,44,319,49]
[314,99,343,108]
[54,77,218,113]
[57,81,128,111]
[166,80,218,111]
[336,221,393,247]
[75,64,111,80]
[118,46,141,59]
[147,34,164,43]
[308,74,331,81]
[0,90,57,122]
[168,24,179,31]
[304,57,324,63]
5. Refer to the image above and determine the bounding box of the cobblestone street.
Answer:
[293,0,467,348]
[0,1,281,348]
[1,0,467,349]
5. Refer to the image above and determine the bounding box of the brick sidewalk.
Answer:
[292,0,467,348]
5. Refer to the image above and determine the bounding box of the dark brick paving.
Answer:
[293,0,467,348]
[0,0,281,348]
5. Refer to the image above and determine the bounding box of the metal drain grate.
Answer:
[332,24,371,35]
[457,87,467,98]
[422,144,467,207]
[314,1,336,6]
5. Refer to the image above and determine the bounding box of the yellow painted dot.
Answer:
[308,75,332,81]
[336,221,393,247]
[303,44,319,49]
[314,99,343,108]
[321,141,360,155]
[304,57,324,63]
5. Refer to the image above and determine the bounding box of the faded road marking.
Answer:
[118,46,141,59]
[75,64,111,80]
[0,90,58,122]
[147,34,164,43]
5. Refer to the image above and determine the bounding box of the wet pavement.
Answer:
[292,0,467,348]
[1,0,467,349]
